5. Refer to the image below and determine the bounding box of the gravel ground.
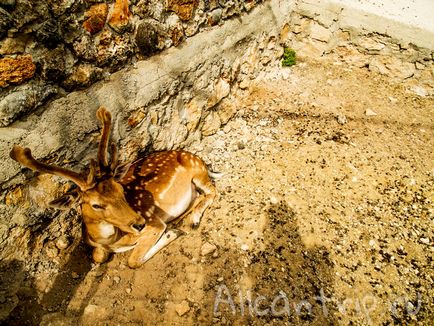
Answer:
[5,55,433,326]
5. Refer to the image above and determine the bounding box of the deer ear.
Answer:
[113,161,132,181]
[49,190,80,210]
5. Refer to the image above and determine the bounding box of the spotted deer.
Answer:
[10,107,217,268]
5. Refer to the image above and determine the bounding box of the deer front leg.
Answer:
[127,217,183,268]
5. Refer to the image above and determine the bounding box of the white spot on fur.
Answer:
[98,222,115,238]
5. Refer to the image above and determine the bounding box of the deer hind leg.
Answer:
[190,173,216,228]
[127,217,183,268]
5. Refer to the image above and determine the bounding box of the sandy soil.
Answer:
[4,56,433,325]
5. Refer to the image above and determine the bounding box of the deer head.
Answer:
[10,107,145,235]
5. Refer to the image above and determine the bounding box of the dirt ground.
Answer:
[5,56,433,325]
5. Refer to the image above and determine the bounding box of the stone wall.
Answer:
[0,0,266,128]
[285,1,434,93]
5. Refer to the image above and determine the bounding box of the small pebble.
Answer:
[175,300,190,316]
[201,242,217,256]
[55,236,70,250]
[365,108,377,116]
[336,114,347,125]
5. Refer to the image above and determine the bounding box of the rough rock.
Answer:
[108,0,131,33]
[411,85,428,97]
[358,36,385,54]
[175,300,190,316]
[55,236,70,250]
[39,312,76,326]
[208,78,230,108]
[48,0,77,17]
[0,82,58,126]
[201,111,221,136]
[135,22,160,56]
[0,8,12,39]
[365,108,377,116]
[72,34,97,61]
[83,3,108,35]
[334,45,369,68]
[310,22,332,43]
[369,56,416,80]
[0,0,16,7]
[244,1,256,11]
[133,0,165,21]
[208,8,223,26]
[167,0,198,21]
[170,24,184,46]
[336,114,347,125]
[201,242,217,256]
[34,19,62,49]
[82,304,107,322]
[239,79,250,89]
[0,55,36,88]
[0,35,30,55]
[62,64,103,90]
[218,98,238,125]
[39,46,76,82]
[180,99,202,132]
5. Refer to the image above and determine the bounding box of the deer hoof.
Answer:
[92,247,110,263]
[127,259,143,269]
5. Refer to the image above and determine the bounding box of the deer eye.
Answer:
[91,204,105,210]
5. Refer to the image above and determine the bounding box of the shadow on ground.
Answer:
[200,201,337,325]
[1,240,107,325]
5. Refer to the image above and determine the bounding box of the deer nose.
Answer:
[132,223,146,232]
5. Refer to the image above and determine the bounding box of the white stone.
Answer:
[241,244,249,251]
[270,196,279,204]
[201,242,217,256]
[239,79,250,89]
[175,300,190,316]
[411,86,428,97]
[365,109,377,116]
